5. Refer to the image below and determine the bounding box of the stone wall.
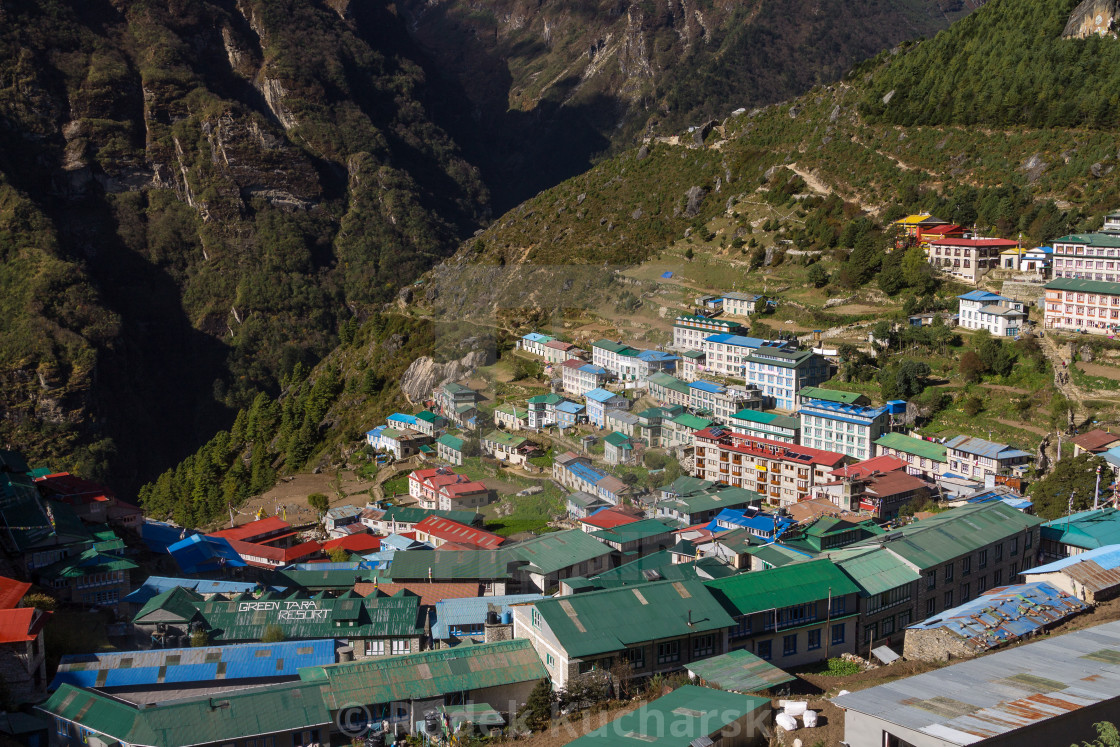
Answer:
[902,627,973,662]
[999,280,1047,306]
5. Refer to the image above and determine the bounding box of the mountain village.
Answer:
[7,212,1120,747]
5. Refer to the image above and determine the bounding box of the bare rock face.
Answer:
[683,186,707,217]
[1063,0,1120,37]
[399,350,489,403]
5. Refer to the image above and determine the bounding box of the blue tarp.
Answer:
[661,272,673,279]
[122,576,264,606]
[167,533,246,574]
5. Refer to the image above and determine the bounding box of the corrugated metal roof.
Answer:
[1042,508,1120,551]
[42,681,330,747]
[509,529,614,574]
[51,639,336,691]
[874,433,948,462]
[833,619,1120,745]
[590,519,675,544]
[908,582,1087,652]
[532,579,735,658]
[828,547,920,597]
[1024,544,1120,575]
[945,435,1032,460]
[389,549,515,580]
[122,577,264,606]
[705,559,859,615]
[301,639,546,710]
[686,649,796,692]
[431,594,544,639]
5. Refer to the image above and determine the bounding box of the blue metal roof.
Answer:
[1025,544,1120,575]
[703,334,768,348]
[431,594,544,639]
[707,508,794,536]
[635,350,678,363]
[958,290,1008,302]
[523,332,553,343]
[689,380,724,394]
[556,401,584,414]
[907,582,1087,651]
[50,639,336,691]
[141,521,199,554]
[800,398,889,420]
[167,534,246,575]
[578,364,608,375]
[388,413,417,425]
[122,577,264,606]
[566,461,609,485]
[585,388,622,403]
[944,435,1031,460]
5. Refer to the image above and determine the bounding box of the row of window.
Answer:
[863,610,913,642]
[364,639,413,656]
[756,624,846,660]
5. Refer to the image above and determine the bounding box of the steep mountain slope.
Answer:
[0,0,487,488]
[404,0,982,208]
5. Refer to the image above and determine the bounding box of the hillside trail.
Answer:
[785,163,881,215]
[1036,331,1120,425]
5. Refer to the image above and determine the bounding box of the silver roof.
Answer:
[833,620,1120,745]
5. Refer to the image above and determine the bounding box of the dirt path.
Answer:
[1039,332,1090,422]
[993,417,1048,436]
[209,471,372,530]
[786,163,881,216]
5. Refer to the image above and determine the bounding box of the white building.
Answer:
[687,380,762,425]
[1044,277,1120,335]
[721,292,763,317]
[742,348,830,411]
[560,359,610,396]
[671,314,744,351]
[700,335,794,378]
[957,290,1027,337]
[1051,231,1120,283]
[799,398,903,461]
[517,332,554,358]
[945,435,1033,481]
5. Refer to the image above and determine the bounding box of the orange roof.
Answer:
[580,508,641,531]
[414,516,505,550]
[34,472,112,503]
[831,455,908,479]
[0,576,31,610]
[209,516,292,542]
[864,470,930,497]
[0,608,47,643]
[321,534,382,554]
[353,581,479,607]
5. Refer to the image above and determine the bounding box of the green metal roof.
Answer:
[301,639,546,711]
[1052,233,1120,248]
[1041,507,1120,550]
[565,686,765,747]
[436,434,465,450]
[378,506,482,526]
[850,501,1042,568]
[39,547,138,580]
[133,586,204,624]
[669,413,713,431]
[277,569,387,590]
[826,546,921,597]
[603,432,631,448]
[483,430,528,448]
[681,350,706,359]
[494,403,527,418]
[656,487,762,515]
[591,339,640,356]
[745,348,818,368]
[589,519,675,544]
[686,648,797,693]
[660,476,717,497]
[42,681,330,747]
[534,579,736,658]
[1044,277,1120,294]
[527,393,564,405]
[874,432,947,462]
[577,552,740,591]
[197,590,423,642]
[509,529,613,575]
[674,314,742,329]
[730,409,801,430]
[416,410,441,423]
[705,559,859,616]
[443,383,476,395]
[647,372,691,394]
[798,386,867,405]
[389,549,515,580]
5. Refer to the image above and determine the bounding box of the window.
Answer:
[55,720,68,737]
[808,629,821,650]
[926,597,935,616]
[897,610,912,628]
[944,563,954,583]
[944,591,953,608]
[979,549,988,568]
[782,634,798,656]
[978,575,987,592]
[885,733,919,747]
[993,569,1002,586]
[392,640,411,655]
[546,653,555,667]
[531,608,541,628]
[926,571,936,590]
[757,640,772,660]
[995,543,1003,561]
[692,635,715,658]
[881,616,895,636]
[365,640,385,656]
[657,641,680,664]
[830,596,847,616]
[1025,531,1033,550]
[962,556,971,576]
[961,583,970,602]
[625,647,644,668]
[831,623,845,645]
[1011,537,1019,556]
[1010,561,1018,577]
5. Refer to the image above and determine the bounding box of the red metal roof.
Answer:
[209,516,292,542]
[545,340,577,350]
[831,455,908,479]
[580,508,641,530]
[561,359,586,369]
[0,576,31,610]
[226,538,321,566]
[694,427,846,467]
[321,534,382,554]
[1071,429,1120,453]
[413,516,505,550]
[34,473,112,503]
[928,238,1019,248]
[0,608,46,643]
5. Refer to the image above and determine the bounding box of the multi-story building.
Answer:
[692,427,847,506]
[700,335,794,378]
[590,339,642,381]
[945,435,1033,481]
[742,348,830,411]
[706,560,860,667]
[688,381,762,425]
[957,290,1027,337]
[647,372,692,408]
[672,314,743,351]
[1043,277,1120,334]
[560,359,610,396]
[434,382,481,420]
[0,576,48,700]
[513,579,736,690]
[633,350,679,382]
[435,433,465,466]
[1051,230,1120,282]
[552,452,632,505]
[584,388,630,428]
[874,433,948,479]
[517,331,555,357]
[554,400,586,429]
[482,430,536,466]
[799,398,903,461]
[542,339,585,364]
[721,292,764,317]
[677,350,705,381]
[927,237,1019,283]
[1040,507,1120,560]
[408,467,491,511]
[662,412,714,451]
[527,393,564,428]
[728,409,801,443]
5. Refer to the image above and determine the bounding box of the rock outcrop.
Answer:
[399,350,490,403]
[1063,0,1120,37]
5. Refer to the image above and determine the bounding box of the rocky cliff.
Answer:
[1062,0,1120,36]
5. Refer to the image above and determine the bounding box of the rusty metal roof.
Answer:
[1024,545,1120,596]
[834,619,1120,745]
